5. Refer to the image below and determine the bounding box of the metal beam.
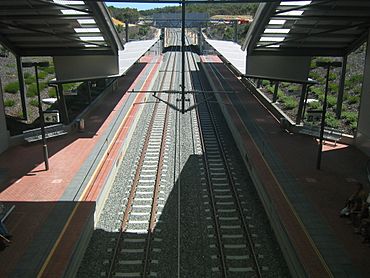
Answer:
[336,55,347,119]
[16,55,28,121]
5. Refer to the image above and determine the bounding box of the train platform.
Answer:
[202,55,370,277]
[0,54,161,277]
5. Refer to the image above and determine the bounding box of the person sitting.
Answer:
[340,182,368,217]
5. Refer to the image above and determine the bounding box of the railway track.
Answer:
[185,37,267,277]
[79,28,289,277]
[105,31,180,278]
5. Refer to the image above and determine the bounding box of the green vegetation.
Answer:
[4,99,15,107]
[63,82,80,92]
[328,71,337,81]
[329,83,338,93]
[325,112,340,128]
[261,80,270,86]
[327,95,337,108]
[48,88,57,98]
[29,99,39,107]
[4,81,19,94]
[342,111,358,124]
[37,71,48,79]
[307,101,321,110]
[137,3,258,17]
[25,76,36,85]
[40,66,55,74]
[347,95,360,105]
[27,82,47,97]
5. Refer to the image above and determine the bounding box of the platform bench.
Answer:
[299,125,343,145]
[23,123,68,143]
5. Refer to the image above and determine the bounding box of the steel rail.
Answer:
[183,36,228,277]
[205,60,263,278]
[106,32,178,278]
[186,34,263,277]
[142,30,179,277]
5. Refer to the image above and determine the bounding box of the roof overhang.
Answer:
[243,0,370,57]
[0,0,123,57]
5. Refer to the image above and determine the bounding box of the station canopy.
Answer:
[243,0,370,57]
[0,0,123,57]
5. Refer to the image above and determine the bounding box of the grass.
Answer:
[307,101,322,110]
[25,76,36,85]
[38,71,48,79]
[4,81,19,94]
[4,99,15,107]
[327,95,337,108]
[40,66,55,74]
[63,82,80,92]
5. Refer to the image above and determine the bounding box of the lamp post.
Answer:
[22,61,50,170]
[316,61,342,170]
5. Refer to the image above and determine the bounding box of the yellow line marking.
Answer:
[37,58,160,277]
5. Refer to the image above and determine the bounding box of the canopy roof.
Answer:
[0,0,123,56]
[243,0,370,56]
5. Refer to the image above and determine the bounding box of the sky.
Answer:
[108,2,179,11]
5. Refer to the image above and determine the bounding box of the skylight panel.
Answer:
[77,19,96,25]
[260,37,286,42]
[79,36,105,41]
[280,1,312,6]
[61,9,87,15]
[53,0,85,5]
[269,19,286,25]
[264,28,290,34]
[278,10,304,16]
[74,28,100,33]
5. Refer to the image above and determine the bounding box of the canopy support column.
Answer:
[296,83,307,124]
[16,55,28,121]
[336,55,347,119]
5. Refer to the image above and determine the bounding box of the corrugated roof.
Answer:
[0,0,123,56]
[243,0,370,56]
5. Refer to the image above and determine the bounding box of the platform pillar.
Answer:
[272,81,279,103]
[356,30,370,155]
[125,22,129,43]
[296,83,307,124]
[57,84,69,124]
[0,78,9,154]
[336,55,347,119]
[233,20,238,43]
[16,55,28,121]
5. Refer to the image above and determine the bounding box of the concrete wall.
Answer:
[356,31,370,156]
[0,78,9,154]
[53,55,118,82]
[246,55,311,81]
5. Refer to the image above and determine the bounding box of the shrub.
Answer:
[27,84,37,97]
[4,82,19,94]
[350,121,358,130]
[4,99,15,107]
[347,95,360,105]
[342,111,358,124]
[25,76,36,85]
[261,80,270,86]
[40,66,55,74]
[38,71,48,79]
[29,99,39,107]
[307,101,321,110]
[288,84,300,92]
[282,97,298,110]
[327,95,337,108]
[63,82,79,92]
[325,113,340,128]
[329,83,338,93]
[328,72,337,81]
[24,72,32,79]
[311,87,324,98]
[310,59,317,69]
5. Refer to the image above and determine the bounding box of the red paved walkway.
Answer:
[202,55,370,276]
[0,54,161,277]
